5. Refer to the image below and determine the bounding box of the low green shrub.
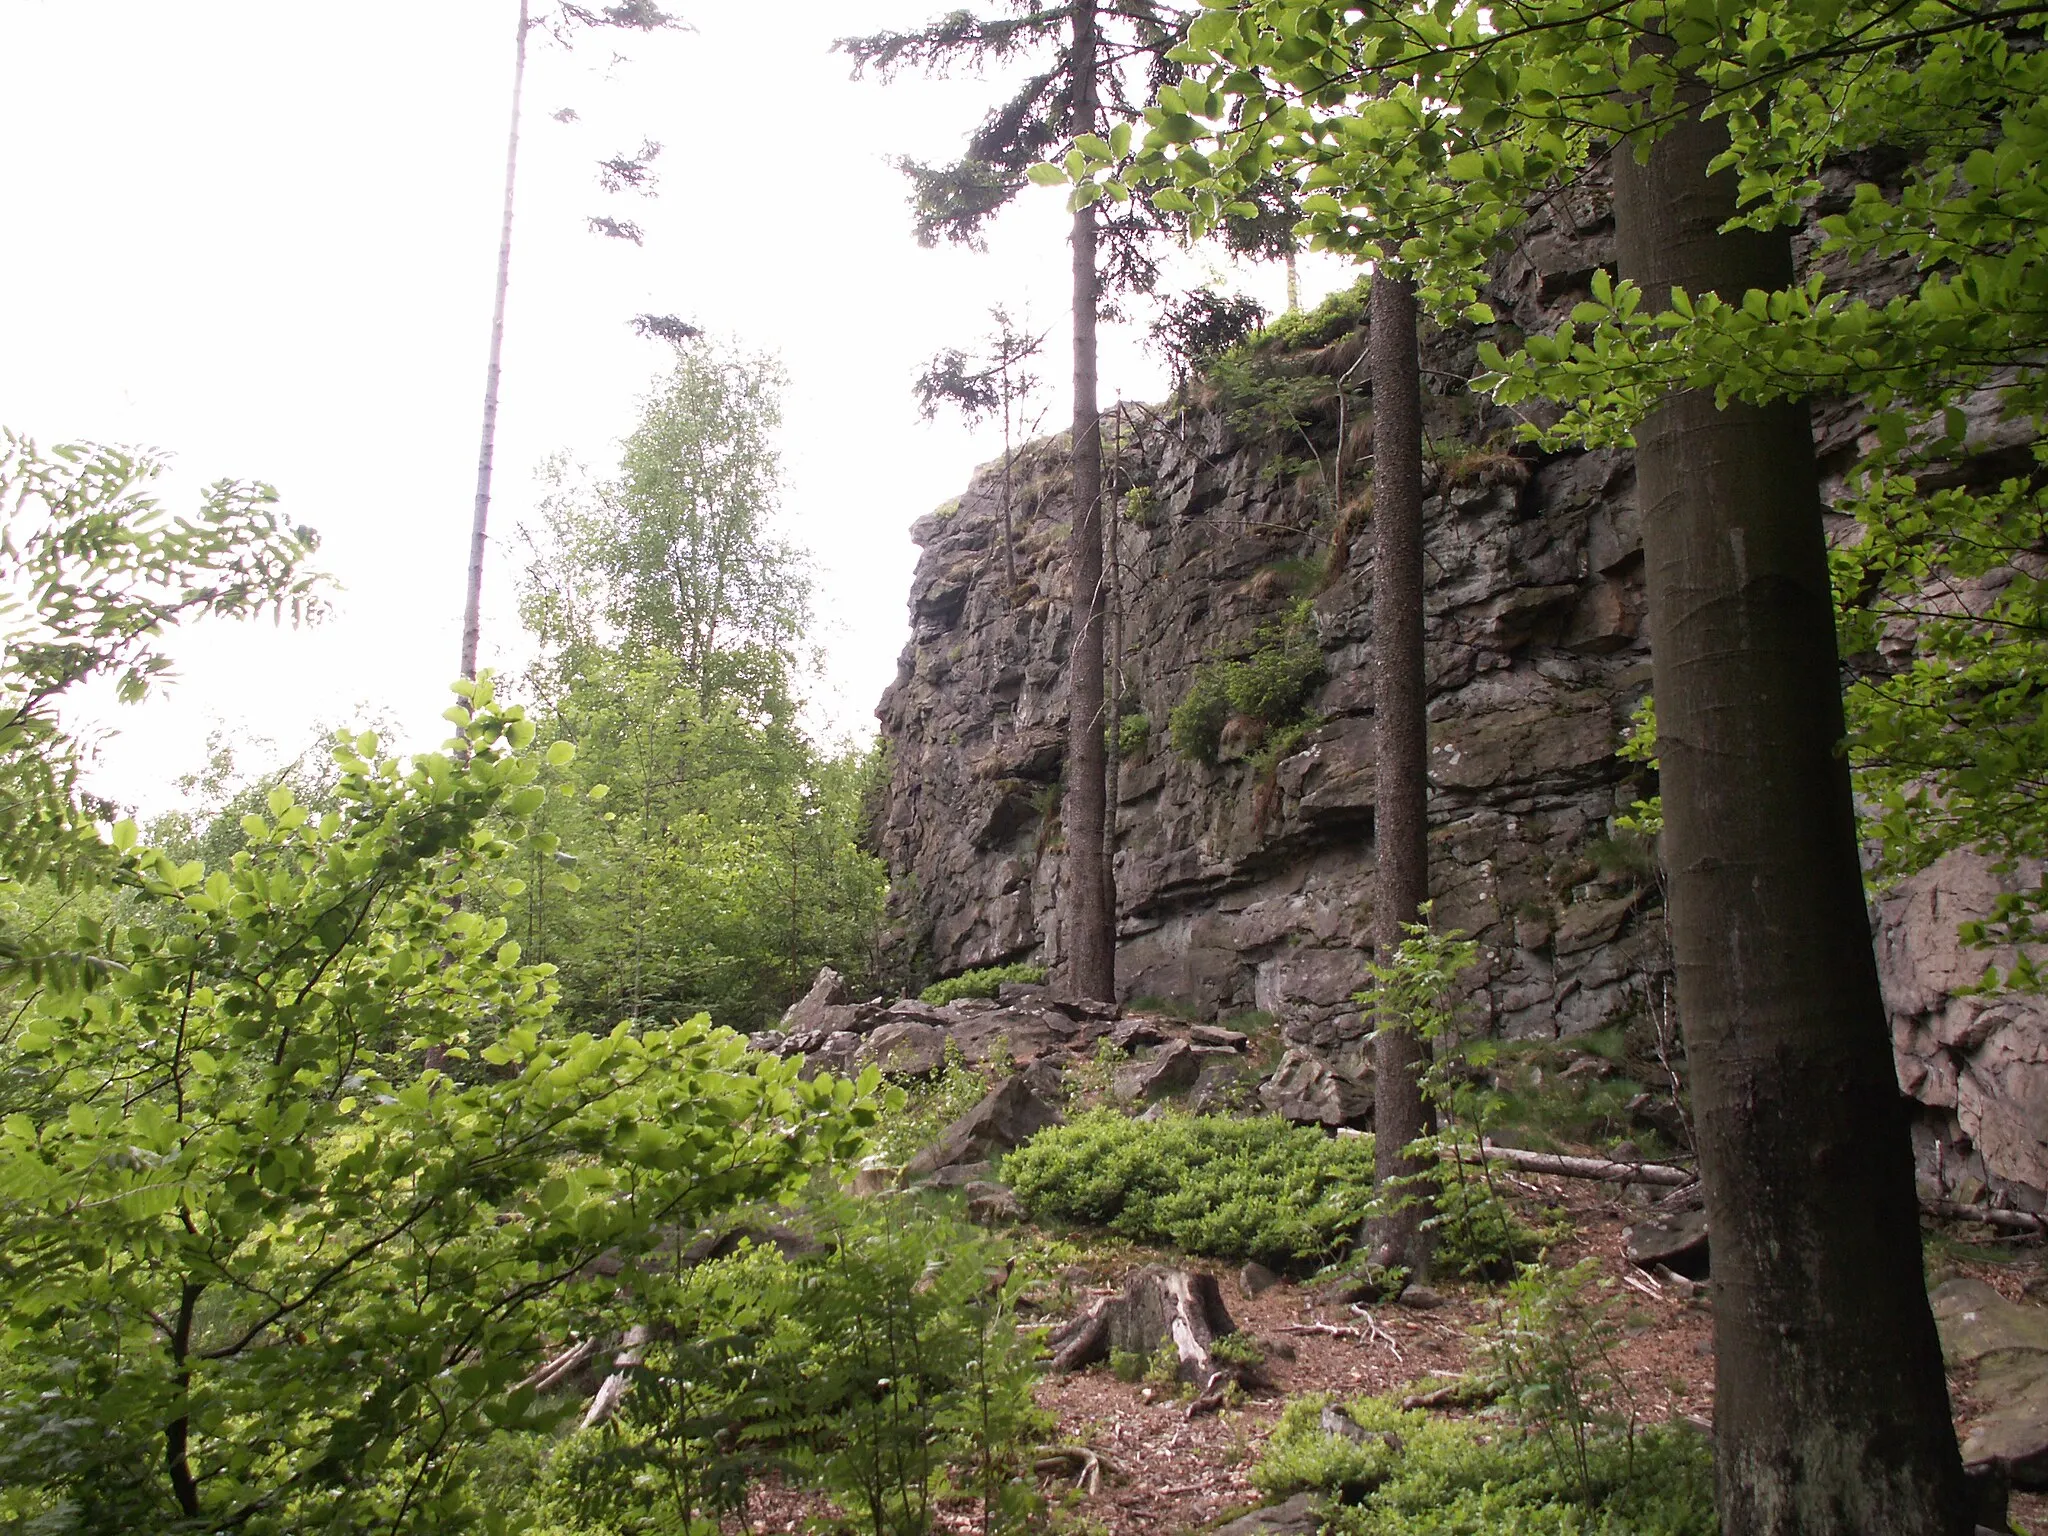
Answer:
[1169,604,1325,765]
[1004,1111,1377,1270]
[1252,1395,1405,1503]
[920,962,1048,1006]
[1252,1394,1716,1536]
[1008,1107,1550,1279]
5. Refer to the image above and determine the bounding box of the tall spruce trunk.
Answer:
[460,0,530,682]
[1367,267,1434,1275]
[1062,0,1115,1002]
[1613,101,1967,1536]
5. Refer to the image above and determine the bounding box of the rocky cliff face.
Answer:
[1880,855,2048,1205]
[872,190,2047,1210]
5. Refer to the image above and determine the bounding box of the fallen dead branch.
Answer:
[1350,1306,1403,1362]
[1399,1376,1503,1412]
[1476,1140,1694,1188]
[1471,1147,2045,1235]
[520,1335,599,1394]
[1654,1264,1706,1298]
[1919,1198,2046,1235]
[1278,1321,1367,1340]
[1620,1270,1665,1302]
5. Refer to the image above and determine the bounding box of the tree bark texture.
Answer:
[1613,102,1967,1536]
[1368,268,1434,1276]
[460,0,529,682]
[1062,0,1115,1003]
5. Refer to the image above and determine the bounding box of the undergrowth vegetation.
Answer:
[490,1198,1049,1536]
[1006,1111,1545,1277]
[869,1040,1009,1167]
[1007,1111,1376,1269]
[1253,1393,1716,1536]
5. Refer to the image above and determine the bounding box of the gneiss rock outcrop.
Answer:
[871,185,2048,1211]
[1880,855,2048,1210]
[875,214,1689,1160]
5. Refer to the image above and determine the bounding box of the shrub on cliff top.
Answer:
[1169,602,1325,765]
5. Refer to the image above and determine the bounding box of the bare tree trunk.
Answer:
[1613,94,1967,1536]
[1062,0,1114,1003]
[1000,409,1019,592]
[1367,265,1434,1277]
[460,0,530,682]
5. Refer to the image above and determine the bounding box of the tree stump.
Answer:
[1048,1265,1240,1386]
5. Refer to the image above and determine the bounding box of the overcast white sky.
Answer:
[0,0,1348,814]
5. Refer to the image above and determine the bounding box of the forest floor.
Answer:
[742,1171,2048,1534]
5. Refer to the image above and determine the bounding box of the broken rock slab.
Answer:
[1113,1039,1202,1103]
[1933,1278,2048,1364]
[1623,1208,1710,1280]
[902,1075,1063,1179]
[1212,1493,1325,1536]
[1190,1023,1250,1048]
[1932,1277,2048,1491]
[1963,1364,2048,1490]
[781,966,861,1037]
[1259,1047,1373,1129]
[1188,1053,1261,1115]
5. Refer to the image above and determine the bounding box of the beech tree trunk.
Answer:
[1062,0,1115,1003]
[1368,267,1434,1276]
[1612,101,1967,1536]
[460,0,529,682]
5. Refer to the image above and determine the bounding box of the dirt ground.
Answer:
[741,1174,2046,1534]
[1021,1171,1716,1535]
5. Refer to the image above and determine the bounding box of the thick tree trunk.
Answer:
[460,0,529,682]
[1368,267,1434,1276]
[1062,0,1115,1002]
[1613,103,1967,1536]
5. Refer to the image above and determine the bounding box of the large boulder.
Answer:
[1112,1039,1202,1103]
[945,1006,1072,1066]
[857,1021,947,1077]
[903,1075,1063,1179]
